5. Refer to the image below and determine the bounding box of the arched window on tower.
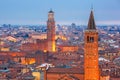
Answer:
[87,36,89,43]
[90,37,94,42]
[87,36,94,43]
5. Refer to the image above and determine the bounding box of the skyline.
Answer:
[0,0,120,25]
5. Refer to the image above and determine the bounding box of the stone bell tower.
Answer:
[84,10,100,80]
[47,10,56,52]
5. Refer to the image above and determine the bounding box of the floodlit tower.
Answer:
[47,10,56,52]
[84,10,100,80]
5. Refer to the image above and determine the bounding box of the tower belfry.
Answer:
[47,10,56,52]
[84,10,100,80]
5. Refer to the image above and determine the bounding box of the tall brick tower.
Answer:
[84,10,100,80]
[47,10,56,52]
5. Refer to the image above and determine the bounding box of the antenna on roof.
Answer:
[91,4,93,10]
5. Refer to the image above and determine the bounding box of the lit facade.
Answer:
[59,45,79,52]
[84,10,100,80]
[47,10,56,52]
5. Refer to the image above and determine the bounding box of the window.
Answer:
[87,36,89,42]
[90,37,94,42]
[87,36,94,43]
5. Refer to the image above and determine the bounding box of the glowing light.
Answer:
[32,72,40,80]
[44,50,47,53]
[52,42,56,52]
[22,58,35,65]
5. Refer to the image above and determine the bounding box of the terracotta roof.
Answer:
[47,68,84,74]
[110,78,120,80]
[20,72,35,79]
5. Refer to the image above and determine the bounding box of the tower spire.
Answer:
[84,9,99,80]
[87,9,96,30]
[91,4,93,10]
[49,8,54,13]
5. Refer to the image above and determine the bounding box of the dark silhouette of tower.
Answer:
[84,10,100,80]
